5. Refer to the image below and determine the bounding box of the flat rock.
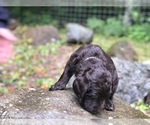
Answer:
[0,89,149,124]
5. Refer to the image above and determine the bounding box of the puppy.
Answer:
[49,45,118,114]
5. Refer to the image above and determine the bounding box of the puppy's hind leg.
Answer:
[49,62,73,91]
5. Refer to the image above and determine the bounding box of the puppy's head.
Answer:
[73,69,112,114]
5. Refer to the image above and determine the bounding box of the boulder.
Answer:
[108,41,137,61]
[0,89,149,125]
[66,23,93,44]
[25,25,61,45]
[112,58,150,104]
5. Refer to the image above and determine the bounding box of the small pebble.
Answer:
[19,101,22,103]
[108,117,113,119]
[9,104,13,107]
[45,98,50,100]
[63,111,67,113]
[16,109,19,111]
[2,111,7,116]
[28,88,36,91]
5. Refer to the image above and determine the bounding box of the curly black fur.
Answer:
[144,93,150,105]
[49,45,118,114]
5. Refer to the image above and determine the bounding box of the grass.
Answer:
[131,100,150,117]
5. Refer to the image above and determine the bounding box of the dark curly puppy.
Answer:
[49,45,118,114]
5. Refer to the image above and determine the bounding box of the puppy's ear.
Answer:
[72,55,80,65]
[73,78,89,102]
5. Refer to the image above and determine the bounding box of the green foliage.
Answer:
[131,100,150,117]
[22,11,56,26]
[87,17,105,33]
[9,7,58,26]
[8,7,21,18]
[131,8,144,24]
[37,43,56,56]
[87,17,126,37]
[87,17,150,43]
[103,18,126,37]
[127,23,150,42]
[36,78,54,87]
[0,87,8,94]
[37,42,64,56]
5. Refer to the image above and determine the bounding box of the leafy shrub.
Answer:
[131,99,150,117]
[127,23,150,42]
[131,8,144,24]
[9,8,57,26]
[87,17,105,33]
[103,18,126,37]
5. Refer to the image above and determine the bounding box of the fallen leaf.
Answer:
[40,84,49,89]
[7,86,15,93]
[27,83,36,88]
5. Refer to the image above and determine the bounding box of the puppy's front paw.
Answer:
[49,83,65,91]
[105,100,115,111]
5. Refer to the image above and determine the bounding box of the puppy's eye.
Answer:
[105,81,111,85]
[104,82,108,85]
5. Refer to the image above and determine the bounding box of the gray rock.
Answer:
[112,58,150,104]
[66,23,93,44]
[0,89,149,125]
[144,82,150,90]
[108,41,137,61]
